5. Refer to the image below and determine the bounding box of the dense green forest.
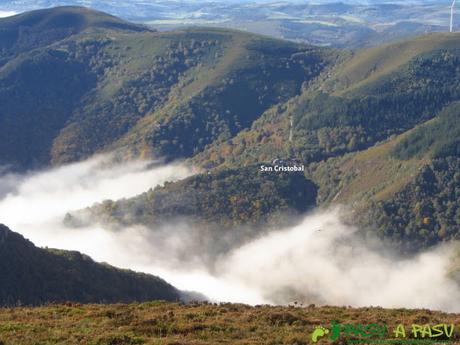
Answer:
[0,224,181,306]
[184,35,460,254]
[5,10,460,341]
[293,48,460,160]
[392,101,460,160]
[66,166,317,242]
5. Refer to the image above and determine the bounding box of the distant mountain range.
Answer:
[0,0,453,47]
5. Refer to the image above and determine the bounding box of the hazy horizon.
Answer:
[0,0,452,49]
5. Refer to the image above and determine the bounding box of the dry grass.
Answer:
[0,302,460,345]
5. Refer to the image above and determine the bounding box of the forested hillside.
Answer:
[4,8,460,342]
[188,34,460,252]
[193,34,460,169]
[68,166,316,228]
[0,6,336,169]
[0,224,181,306]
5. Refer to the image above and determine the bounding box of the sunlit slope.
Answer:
[1,303,460,345]
[0,6,335,169]
[193,32,460,170]
[0,6,145,32]
[310,101,460,205]
[329,32,460,94]
[2,8,460,255]
[64,166,317,263]
[308,101,460,252]
[105,29,335,163]
[309,130,428,208]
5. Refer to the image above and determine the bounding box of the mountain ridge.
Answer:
[0,6,336,169]
[0,224,182,306]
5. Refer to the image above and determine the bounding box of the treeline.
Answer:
[194,48,460,170]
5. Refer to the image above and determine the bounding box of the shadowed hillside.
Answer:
[0,224,181,306]
[1,6,460,276]
[1,8,456,255]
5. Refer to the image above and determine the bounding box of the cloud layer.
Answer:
[0,10,17,18]
[1,156,459,311]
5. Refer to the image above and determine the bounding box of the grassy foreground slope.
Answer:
[0,302,459,345]
[0,225,181,306]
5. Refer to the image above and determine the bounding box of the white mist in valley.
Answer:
[0,11,17,18]
[0,155,193,247]
[218,211,460,311]
[0,155,459,311]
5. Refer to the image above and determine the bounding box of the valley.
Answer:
[0,4,460,335]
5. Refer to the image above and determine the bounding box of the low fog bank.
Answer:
[219,210,460,310]
[0,155,194,244]
[0,11,17,18]
[1,155,460,311]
